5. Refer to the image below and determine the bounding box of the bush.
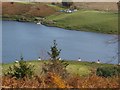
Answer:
[96,66,120,77]
[5,60,35,79]
[42,60,69,79]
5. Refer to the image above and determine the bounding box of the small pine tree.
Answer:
[48,40,61,60]
[5,56,35,79]
[42,40,69,79]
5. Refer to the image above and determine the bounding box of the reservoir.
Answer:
[2,21,118,64]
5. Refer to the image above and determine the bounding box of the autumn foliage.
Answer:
[2,73,119,88]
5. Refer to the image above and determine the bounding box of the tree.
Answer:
[48,40,61,60]
[62,0,73,8]
[42,40,69,79]
[5,57,35,79]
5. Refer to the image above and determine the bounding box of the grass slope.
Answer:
[2,60,115,76]
[45,10,118,34]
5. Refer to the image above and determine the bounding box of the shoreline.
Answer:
[2,17,118,35]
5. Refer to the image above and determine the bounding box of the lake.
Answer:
[2,21,118,64]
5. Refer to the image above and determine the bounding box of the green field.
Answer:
[45,10,118,34]
[2,60,115,76]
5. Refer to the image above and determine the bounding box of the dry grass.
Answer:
[2,73,119,88]
[73,2,118,11]
[66,74,119,88]
[2,2,56,17]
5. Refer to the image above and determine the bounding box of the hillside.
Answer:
[73,2,118,11]
[45,10,118,34]
[2,2,118,17]
[2,2,56,17]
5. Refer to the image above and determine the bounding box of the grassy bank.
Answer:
[44,10,118,34]
[2,60,115,76]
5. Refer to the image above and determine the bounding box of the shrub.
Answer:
[46,72,68,88]
[5,59,35,79]
[42,60,69,79]
[96,66,120,77]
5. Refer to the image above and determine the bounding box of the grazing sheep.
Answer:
[38,57,41,60]
[78,58,81,61]
[15,60,19,63]
[59,57,61,60]
[96,59,100,63]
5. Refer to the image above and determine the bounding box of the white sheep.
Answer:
[15,60,19,63]
[78,58,81,61]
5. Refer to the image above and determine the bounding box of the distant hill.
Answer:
[2,2,56,17]
[73,2,118,11]
[2,2,118,17]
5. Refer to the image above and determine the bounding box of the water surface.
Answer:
[2,21,118,63]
